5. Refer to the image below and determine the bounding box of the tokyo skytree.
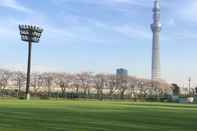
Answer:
[151,0,161,81]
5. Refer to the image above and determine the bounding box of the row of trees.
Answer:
[171,83,197,96]
[0,69,174,99]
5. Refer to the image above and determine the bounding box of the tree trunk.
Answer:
[48,86,51,97]
[120,90,125,99]
[17,81,21,97]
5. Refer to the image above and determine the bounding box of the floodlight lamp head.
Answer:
[19,24,43,43]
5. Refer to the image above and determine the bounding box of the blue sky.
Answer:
[0,0,197,86]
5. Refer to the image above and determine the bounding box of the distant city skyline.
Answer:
[0,0,197,86]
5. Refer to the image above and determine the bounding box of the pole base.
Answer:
[26,93,30,100]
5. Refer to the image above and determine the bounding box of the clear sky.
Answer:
[0,0,197,86]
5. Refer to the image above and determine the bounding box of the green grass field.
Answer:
[0,100,197,131]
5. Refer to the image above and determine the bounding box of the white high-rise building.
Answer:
[151,0,161,81]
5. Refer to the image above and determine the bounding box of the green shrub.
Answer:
[40,95,50,100]
[18,96,26,100]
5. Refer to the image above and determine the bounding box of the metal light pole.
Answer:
[19,25,43,100]
[188,77,191,95]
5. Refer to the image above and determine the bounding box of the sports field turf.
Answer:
[0,100,196,131]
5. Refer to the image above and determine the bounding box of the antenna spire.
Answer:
[154,0,160,10]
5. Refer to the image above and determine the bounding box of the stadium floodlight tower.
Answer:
[19,25,43,100]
